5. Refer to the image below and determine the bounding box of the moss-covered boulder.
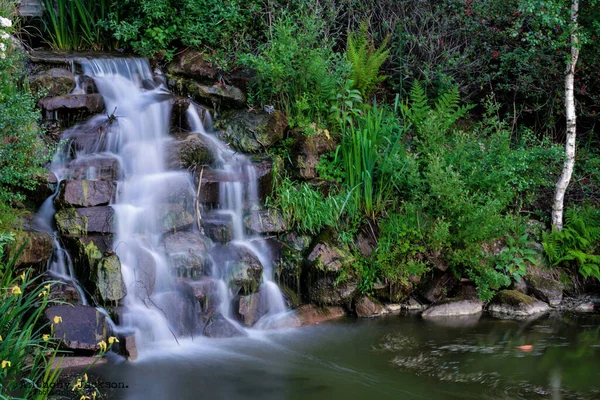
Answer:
[290,128,337,179]
[216,109,287,154]
[488,290,550,318]
[54,180,116,208]
[55,206,115,235]
[185,80,246,109]
[525,272,563,307]
[211,243,263,295]
[166,49,218,82]
[244,210,287,234]
[6,230,53,271]
[163,231,212,277]
[157,204,194,234]
[38,93,105,114]
[355,296,385,318]
[94,254,126,303]
[165,133,214,170]
[233,290,268,326]
[30,68,76,98]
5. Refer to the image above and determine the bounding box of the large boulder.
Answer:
[54,180,116,208]
[93,254,126,303]
[244,210,287,234]
[233,291,268,326]
[66,155,120,181]
[156,204,194,234]
[167,49,218,82]
[153,290,198,336]
[290,128,337,179]
[525,273,563,307]
[355,296,385,318]
[6,230,53,270]
[419,271,459,303]
[55,206,115,235]
[38,94,104,114]
[30,68,76,98]
[184,278,219,313]
[183,80,246,109]
[163,231,212,278]
[45,305,108,351]
[422,299,483,318]
[216,110,287,154]
[202,312,246,338]
[488,290,550,318]
[211,244,263,295]
[165,133,214,170]
[296,305,346,325]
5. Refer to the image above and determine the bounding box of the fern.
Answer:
[347,21,390,100]
[542,207,600,280]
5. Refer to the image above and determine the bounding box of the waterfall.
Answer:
[36,56,288,354]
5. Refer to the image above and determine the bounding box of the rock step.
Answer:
[54,179,116,208]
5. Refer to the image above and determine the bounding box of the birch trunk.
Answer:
[552,0,579,231]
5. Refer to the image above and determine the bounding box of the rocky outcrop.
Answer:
[355,296,385,318]
[183,80,246,109]
[525,273,563,307]
[163,231,212,277]
[30,68,76,97]
[165,133,214,170]
[45,305,108,351]
[290,128,337,179]
[488,290,550,318]
[216,110,287,154]
[6,230,53,270]
[93,254,126,303]
[420,271,459,303]
[185,278,219,313]
[422,299,483,318]
[54,180,116,208]
[233,290,268,326]
[167,49,218,82]
[296,305,346,325]
[55,206,115,235]
[66,156,120,181]
[244,210,287,234]
[38,94,104,114]
[202,312,247,338]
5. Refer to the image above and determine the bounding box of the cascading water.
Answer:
[38,56,288,355]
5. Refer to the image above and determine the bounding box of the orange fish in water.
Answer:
[516,345,533,352]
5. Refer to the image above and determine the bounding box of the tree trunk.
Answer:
[552,0,579,231]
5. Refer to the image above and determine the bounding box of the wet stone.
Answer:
[202,312,247,338]
[163,231,212,277]
[54,180,116,208]
[45,305,108,351]
[55,206,115,235]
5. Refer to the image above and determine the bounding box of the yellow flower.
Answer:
[53,316,63,324]
[71,379,83,391]
[83,373,88,382]
[80,396,90,400]
[92,392,97,400]
[44,284,51,291]
[97,340,107,352]
[20,272,25,282]
[38,290,47,298]
[0,335,3,342]
[11,286,21,295]
[108,336,119,345]
[42,334,50,341]
[1,360,11,368]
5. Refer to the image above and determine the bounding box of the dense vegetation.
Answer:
[3,0,600,307]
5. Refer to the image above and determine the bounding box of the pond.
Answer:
[93,312,600,400]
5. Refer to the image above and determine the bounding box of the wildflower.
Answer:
[42,334,50,341]
[38,290,47,297]
[72,379,83,391]
[53,316,63,324]
[92,392,97,400]
[80,396,90,400]
[1,360,11,368]
[0,335,3,341]
[0,53,5,59]
[0,17,11,28]
[11,286,22,295]
[20,272,25,282]
[83,373,88,382]
[108,336,119,345]
[0,32,8,40]
[97,340,107,352]
[44,284,51,291]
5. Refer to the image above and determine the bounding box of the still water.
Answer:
[94,312,600,399]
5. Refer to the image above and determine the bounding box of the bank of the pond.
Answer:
[87,312,600,400]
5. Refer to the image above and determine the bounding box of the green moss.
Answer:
[55,208,88,235]
[495,290,534,307]
[81,180,89,206]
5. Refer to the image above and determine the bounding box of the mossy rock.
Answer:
[216,109,287,154]
[93,254,126,303]
[30,68,76,98]
[488,290,550,318]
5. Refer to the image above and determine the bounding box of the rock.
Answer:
[54,180,116,208]
[423,313,482,328]
[488,290,550,318]
[94,255,126,303]
[66,155,120,181]
[244,210,287,234]
[211,244,263,295]
[201,212,233,242]
[157,204,194,234]
[420,271,459,303]
[525,273,563,307]
[122,334,137,361]
[308,274,358,307]
[233,291,268,326]
[296,305,346,325]
[55,206,115,235]
[290,128,337,179]
[355,296,385,318]
[6,230,53,269]
[48,281,82,305]
[30,68,76,97]
[280,231,313,253]
[165,133,214,170]
[38,94,105,114]
[202,312,247,338]
[185,278,219,313]
[163,231,212,277]
[153,290,198,336]
[45,305,108,351]
[184,80,246,109]
[63,118,114,155]
[216,110,287,153]
[574,302,595,313]
[403,297,426,311]
[167,49,218,82]
[306,241,353,273]
[512,277,528,294]
[373,281,413,304]
[422,299,483,318]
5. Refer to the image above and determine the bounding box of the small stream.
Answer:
[91,312,600,400]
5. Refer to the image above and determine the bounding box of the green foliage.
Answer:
[543,207,600,280]
[43,0,113,50]
[0,240,62,399]
[494,227,538,282]
[242,10,349,127]
[0,17,51,208]
[346,21,390,100]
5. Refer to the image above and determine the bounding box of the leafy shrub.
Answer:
[543,207,600,280]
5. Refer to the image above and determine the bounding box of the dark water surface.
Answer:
[94,312,600,399]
